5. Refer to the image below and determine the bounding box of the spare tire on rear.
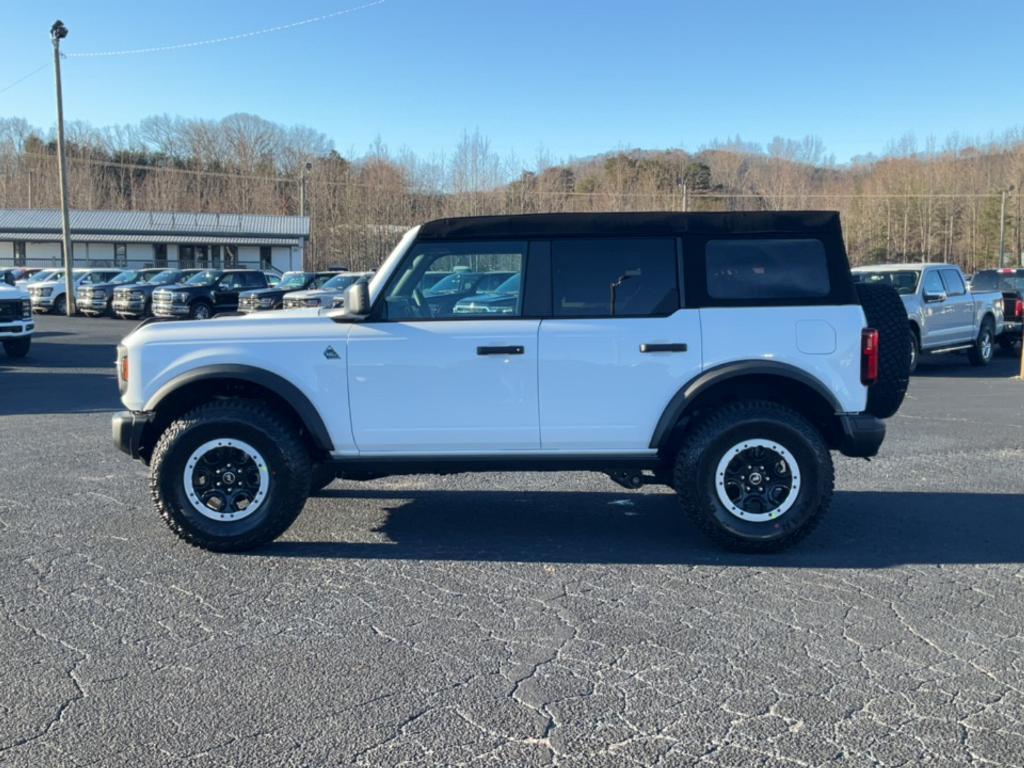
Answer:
[855,282,910,419]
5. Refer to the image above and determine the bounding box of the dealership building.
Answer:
[0,208,309,273]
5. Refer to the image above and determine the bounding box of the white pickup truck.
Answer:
[0,280,33,358]
[852,263,1004,371]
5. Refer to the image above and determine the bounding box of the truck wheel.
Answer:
[53,294,66,315]
[3,337,31,358]
[673,401,833,553]
[149,400,312,551]
[855,283,910,419]
[309,463,337,494]
[190,301,212,320]
[968,319,995,366]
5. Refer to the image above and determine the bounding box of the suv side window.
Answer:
[923,270,945,296]
[706,239,829,300]
[244,272,267,288]
[939,269,965,296]
[551,237,678,317]
[383,240,527,320]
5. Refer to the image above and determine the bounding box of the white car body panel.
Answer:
[0,283,33,340]
[538,312,703,450]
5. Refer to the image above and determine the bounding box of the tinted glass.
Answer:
[923,271,945,295]
[244,272,267,288]
[110,270,141,285]
[218,273,245,290]
[323,274,359,290]
[970,270,1024,293]
[186,270,221,286]
[939,269,966,296]
[149,270,183,284]
[707,239,828,300]
[552,238,677,317]
[853,270,920,295]
[277,272,311,290]
[385,241,527,320]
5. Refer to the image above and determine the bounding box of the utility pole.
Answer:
[51,20,75,316]
[999,189,1007,269]
[299,161,312,217]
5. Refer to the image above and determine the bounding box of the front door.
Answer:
[939,268,975,343]
[347,240,540,453]
[537,237,702,450]
[213,273,243,312]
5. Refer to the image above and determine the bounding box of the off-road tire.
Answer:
[3,337,30,358]
[149,399,311,551]
[189,301,212,320]
[309,463,337,494]
[968,318,995,366]
[674,401,834,553]
[908,327,920,374]
[855,282,911,418]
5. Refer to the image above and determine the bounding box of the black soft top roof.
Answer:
[418,210,841,240]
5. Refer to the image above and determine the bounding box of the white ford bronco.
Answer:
[113,212,909,552]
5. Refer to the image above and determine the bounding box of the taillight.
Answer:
[861,329,879,386]
[1015,299,1023,318]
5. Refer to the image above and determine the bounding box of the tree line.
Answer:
[1,114,1023,273]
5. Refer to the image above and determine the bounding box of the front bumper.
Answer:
[112,297,146,315]
[30,295,57,310]
[112,410,155,459]
[152,301,190,317]
[79,296,110,314]
[0,319,33,338]
[837,413,886,458]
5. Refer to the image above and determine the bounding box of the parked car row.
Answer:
[852,262,1007,372]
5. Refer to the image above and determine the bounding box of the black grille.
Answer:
[0,301,22,321]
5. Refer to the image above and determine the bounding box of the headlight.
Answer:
[330,296,345,308]
[22,299,31,318]
[173,292,190,302]
[39,287,53,297]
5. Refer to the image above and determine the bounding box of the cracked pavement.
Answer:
[1,316,1023,766]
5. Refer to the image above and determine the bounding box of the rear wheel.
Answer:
[673,401,833,552]
[968,319,995,366]
[150,400,311,551]
[3,337,30,358]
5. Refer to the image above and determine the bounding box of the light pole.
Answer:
[998,184,1015,269]
[51,19,75,316]
[299,161,312,217]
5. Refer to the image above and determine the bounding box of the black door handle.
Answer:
[639,343,688,353]
[477,345,524,355]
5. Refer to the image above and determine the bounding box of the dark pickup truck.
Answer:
[238,271,338,313]
[971,268,1024,352]
[152,269,268,320]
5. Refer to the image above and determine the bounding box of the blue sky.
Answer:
[2,0,1023,167]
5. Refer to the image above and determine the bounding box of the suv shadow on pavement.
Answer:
[913,354,1019,378]
[251,488,1024,568]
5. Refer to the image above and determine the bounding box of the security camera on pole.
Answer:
[51,20,75,316]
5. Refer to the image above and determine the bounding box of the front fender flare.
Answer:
[143,364,334,452]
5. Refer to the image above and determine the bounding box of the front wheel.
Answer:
[968,319,995,366]
[190,301,212,320]
[3,337,30,358]
[909,330,920,374]
[673,401,834,552]
[149,400,312,551]
[53,294,67,315]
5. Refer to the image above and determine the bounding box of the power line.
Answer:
[65,1,385,58]
[0,62,49,96]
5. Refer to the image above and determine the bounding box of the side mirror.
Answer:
[2,273,14,287]
[923,290,946,303]
[345,281,371,316]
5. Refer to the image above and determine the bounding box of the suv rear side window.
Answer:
[551,238,678,317]
[706,239,829,300]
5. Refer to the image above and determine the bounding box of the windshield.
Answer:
[184,270,222,286]
[277,272,312,290]
[493,273,520,294]
[971,271,1024,293]
[110,270,142,285]
[148,270,184,284]
[322,274,359,291]
[26,270,56,284]
[853,270,920,295]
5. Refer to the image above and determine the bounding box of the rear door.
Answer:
[939,268,974,343]
[347,240,540,452]
[537,237,701,451]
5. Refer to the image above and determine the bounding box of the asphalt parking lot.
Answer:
[2,315,1023,767]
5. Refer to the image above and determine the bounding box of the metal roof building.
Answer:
[0,208,309,273]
